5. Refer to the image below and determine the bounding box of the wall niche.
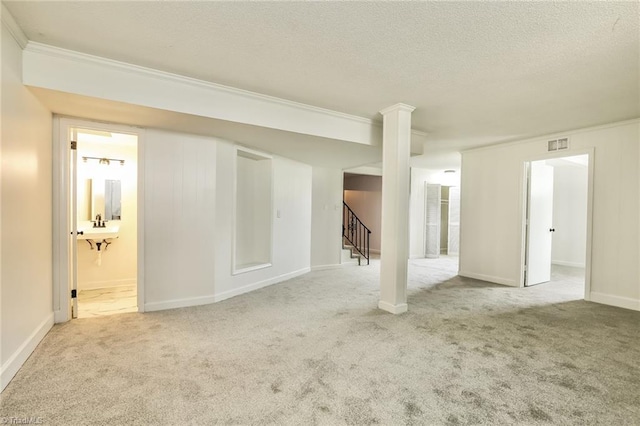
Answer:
[233,147,273,274]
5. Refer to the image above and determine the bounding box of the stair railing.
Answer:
[342,201,371,265]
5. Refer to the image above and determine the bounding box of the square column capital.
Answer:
[379,103,416,116]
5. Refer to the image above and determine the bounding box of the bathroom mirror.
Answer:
[78,179,122,221]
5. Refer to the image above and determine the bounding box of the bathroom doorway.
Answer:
[53,118,145,322]
[74,129,138,317]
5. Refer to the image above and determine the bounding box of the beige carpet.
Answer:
[1,257,639,425]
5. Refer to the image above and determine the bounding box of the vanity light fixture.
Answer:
[82,156,125,166]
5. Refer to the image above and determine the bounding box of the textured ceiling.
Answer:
[5,1,640,163]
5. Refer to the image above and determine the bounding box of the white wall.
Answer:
[310,167,343,269]
[143,130,216,308]
[343,174,382,252]
[1,23,54,391]
[460,120,640,311]
[144,130,312,311]
[551,163,588,267]
[216,142,312,299]
[76,137,137,289]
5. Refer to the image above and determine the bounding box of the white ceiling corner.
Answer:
[1,3,27,48]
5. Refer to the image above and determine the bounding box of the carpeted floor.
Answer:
[1,257,639,425]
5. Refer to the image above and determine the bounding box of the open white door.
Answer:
[525,161,554,286]
[448,186,460,256]
[424,183,441,258]
[70,129,79,318]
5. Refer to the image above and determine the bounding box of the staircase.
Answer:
[341,246,360,265]
[342,201,371,266]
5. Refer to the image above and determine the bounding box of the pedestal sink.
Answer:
[77,225,120,240]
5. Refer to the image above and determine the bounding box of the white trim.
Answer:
[52,118,71,322]
[378,301,408,314]
[1,4,28,48]
[23,43,427,147]
[518,161,529,287]
[144,295,218,313]
[233,263,273,275]
[144,267,310,312]
[410,129,429,139]
[311,263,356,271]
[21,44,437,138]
[551,260,586,268]
[589,292,640,311]
[25,42,371,124]
[231,146,274,276]
[235,145,274,160]
[584,148,595,301]
[1,313,54,392]
[23,42,383,146]
[463,118,640,154]
[137,129,146,313]
[379,103,416,115]
[458,271,519,287]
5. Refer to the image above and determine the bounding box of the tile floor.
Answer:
[77,284,138,318]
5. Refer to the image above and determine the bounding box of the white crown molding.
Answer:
[23,41,428,145]
[24,41,375,125]
[1,4,28,48]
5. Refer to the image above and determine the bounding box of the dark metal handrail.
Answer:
[342,201,371,265]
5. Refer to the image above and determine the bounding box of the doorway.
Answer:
[424,183,460,258]
[74,129,138,318]
[524,154,590,296]
[53,118,145,322]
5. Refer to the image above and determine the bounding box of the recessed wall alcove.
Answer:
[233,147,273,274]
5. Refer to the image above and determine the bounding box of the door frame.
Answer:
[519,148,595,301]
[53,117,146,322]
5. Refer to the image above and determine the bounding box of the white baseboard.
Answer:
[311,263,356,271]
[458,270,518,287]
[144,294,217,312]
[378,300,408,314]
[552,260,586,268]
[589,292,640,311]
[54,309,68,323]
[215,267,310,303]
[1,312,54,392]
[79,278,137,290]
[144,267,310,312]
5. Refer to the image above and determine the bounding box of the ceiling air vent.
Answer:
[548,137,569,152]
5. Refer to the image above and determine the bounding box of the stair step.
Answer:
[341,248,358,265]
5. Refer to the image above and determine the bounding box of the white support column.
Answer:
[378,103,415,314]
